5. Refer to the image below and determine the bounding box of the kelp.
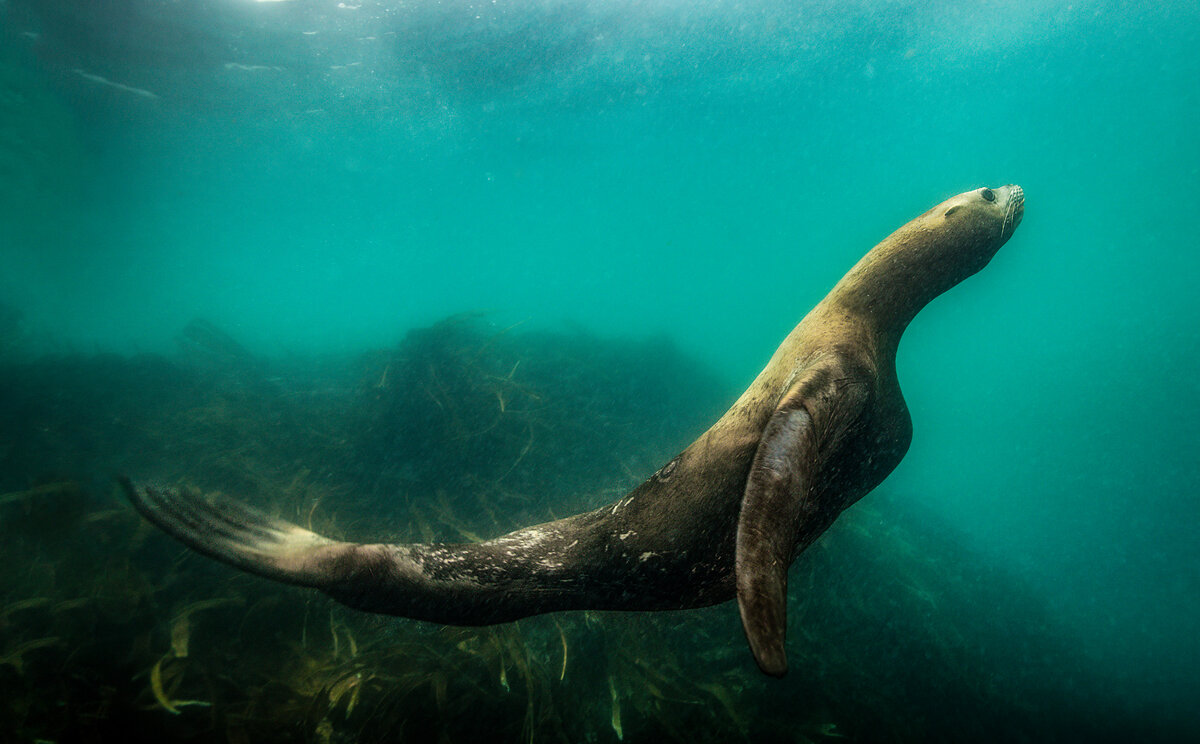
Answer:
[353,315,726,529]
[0,316,1140,742]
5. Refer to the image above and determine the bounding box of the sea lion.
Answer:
[120,184,1024,677]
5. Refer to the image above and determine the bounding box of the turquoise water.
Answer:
[2,0,1198,739]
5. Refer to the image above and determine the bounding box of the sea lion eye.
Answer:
[980,188,996,202]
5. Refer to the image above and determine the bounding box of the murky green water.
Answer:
[2,2,1197,741]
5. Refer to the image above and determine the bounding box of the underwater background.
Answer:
[1,0,1197,742]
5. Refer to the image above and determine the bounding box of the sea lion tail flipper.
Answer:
[119,476,603,624]
[116,476,379,589]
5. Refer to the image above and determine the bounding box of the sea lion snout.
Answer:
[999,184,1025,238]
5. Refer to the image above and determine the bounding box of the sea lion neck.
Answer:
[822,185,1023,350]
[822,224,970,348]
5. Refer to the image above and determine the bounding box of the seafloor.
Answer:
[0,313,1144,743]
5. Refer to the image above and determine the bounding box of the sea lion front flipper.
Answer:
[117,477,384,589]
[735,397,816,677]
[735,370,868,677]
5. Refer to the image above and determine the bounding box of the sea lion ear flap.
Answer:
[735,394,817,678]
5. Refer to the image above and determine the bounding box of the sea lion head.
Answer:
[923,184,1025,279]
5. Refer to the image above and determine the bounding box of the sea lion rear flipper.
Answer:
[735,370,868,677]
[117,477,383,589]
